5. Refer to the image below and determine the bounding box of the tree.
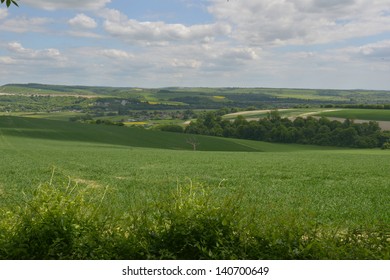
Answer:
[1,0,18,7]
[157,124,184,133]
[186,136,200,151]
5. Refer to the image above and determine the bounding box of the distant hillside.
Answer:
[0,116,255,152]
[0,116,331,152]
[3,83,390,107]
[0,83,142,98]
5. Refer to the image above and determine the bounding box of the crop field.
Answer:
[3,84,390,106]
[223,108,338,120]
[1,111,87,121]
[317,109,390,122]
[0,116,389,259]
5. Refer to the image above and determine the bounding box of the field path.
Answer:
[224,108,292,118]
[294,109,341,118]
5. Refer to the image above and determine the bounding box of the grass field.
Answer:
[1,111,87,121]
[317,109,390,121]
[0,116,389,259]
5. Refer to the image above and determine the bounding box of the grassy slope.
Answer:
[0,116,389,231]
[0,116,328,152]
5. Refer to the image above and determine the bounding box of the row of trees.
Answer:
[185,111,390,148]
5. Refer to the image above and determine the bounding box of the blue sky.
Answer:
[1,0,390,89]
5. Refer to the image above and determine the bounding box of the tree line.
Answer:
[185,110,390,149]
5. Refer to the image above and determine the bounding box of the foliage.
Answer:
[381,141,390,150]
[89,119,125,126]
[1,178,388,259]
[185,111,389,148]
[155,124,184,133]
[1,0,18,7]
[0,179,112,259]
[0,115,389,259]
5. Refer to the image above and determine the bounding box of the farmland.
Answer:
[0,116,389,259]
[0,84,389,259]
[317,108,390,121]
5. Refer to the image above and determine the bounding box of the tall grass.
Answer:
[0,178,388,260]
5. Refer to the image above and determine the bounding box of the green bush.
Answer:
[0,178,388,260]
[381,141,390,150]
[0,180,112,259]
[157,124,184,133]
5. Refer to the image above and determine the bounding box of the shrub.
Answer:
[140,181,245,259]
[0,180,112,259]
[381,141,390,150]
[157,124,184,133]
[0,178,388,259]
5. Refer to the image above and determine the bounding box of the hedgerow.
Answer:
[0,179,388,260]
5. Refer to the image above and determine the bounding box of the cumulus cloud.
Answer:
[208,0,390,45]
[100,8,231,44]
[67,30,102,39]
[99,49,134,60]
[0,17,50,33]
[7,42,63,61]
[339,40,390,61]
[356,40,390,57]
[169,58,202,69]
[104,19,231,44]
[22,0,111,11]
[0,56,15,64]
[68,14,97,29]
[0,8,8,20]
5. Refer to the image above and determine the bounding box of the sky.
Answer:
[0,0,390,89]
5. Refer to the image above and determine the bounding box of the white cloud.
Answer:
[100,8,231,44]
[170,58,202,69]
[337,40,390,61]
[208,0,390,45]
[67,30,102,39]
[0,8,8,20]
[98,8,127,22]
[0,16,50,33]
[0,56,15,64]
[68,14,97,29]
[7,42,64,61]
[104,19,231,44]
[2,0,389,89]
[22,0,111,11]
[99,49,134,60]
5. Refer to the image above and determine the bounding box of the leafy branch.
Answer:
[1,0,18,7]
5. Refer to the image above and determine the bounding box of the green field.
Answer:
[222,108,321,120]
[3,84,390,107]
[317,109,390,121]
[0,116,389,259]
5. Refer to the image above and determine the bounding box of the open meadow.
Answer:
[0,116,389,259]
